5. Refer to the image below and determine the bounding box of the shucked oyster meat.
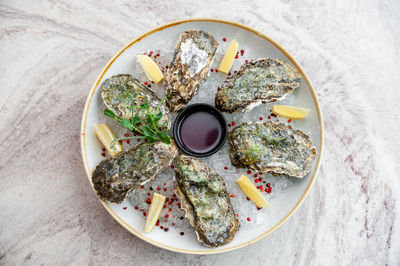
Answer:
[164,30,218,112]
[215,58,301,113]
[175,155,240,247]
[100,74,170,130]
[92,141,178,203]
[228,121,316,178]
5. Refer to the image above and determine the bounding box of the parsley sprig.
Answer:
[104,95,171,144]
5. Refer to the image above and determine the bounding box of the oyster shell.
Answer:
[215,58,301,113]
[164,30,218,112]
[175,155,240,247]
[228,121,316,178]
[100,74,170,130]
[92,141,178,203]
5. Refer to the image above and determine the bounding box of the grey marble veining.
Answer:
[1,0,399,265]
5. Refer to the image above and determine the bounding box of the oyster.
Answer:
[175,155,240,247]
[228,121,316,178]
[215,58,301,113]
[92,141,178,203]
[164,30,218,112]
[100,74,170,130]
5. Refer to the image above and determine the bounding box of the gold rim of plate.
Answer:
[80,17,324,255]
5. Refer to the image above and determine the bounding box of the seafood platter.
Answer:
[80,19,323,254]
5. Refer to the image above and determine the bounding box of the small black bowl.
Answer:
[173,103,228,157]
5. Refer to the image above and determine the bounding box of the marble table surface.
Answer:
[1,0,399,265]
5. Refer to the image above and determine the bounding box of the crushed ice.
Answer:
[119,40,297,230]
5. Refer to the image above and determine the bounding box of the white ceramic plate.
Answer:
[80,18,323,254]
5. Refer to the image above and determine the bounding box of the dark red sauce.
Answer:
[180,111,222,153]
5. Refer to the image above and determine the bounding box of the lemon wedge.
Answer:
[271,105,311,120]
[218,39,239,74]
[144,193,166,233]
[235,175,270,208]
[93,124,122,157]
[136,54,164,83]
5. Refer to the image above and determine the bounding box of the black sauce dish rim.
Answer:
[172,103,228,158]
